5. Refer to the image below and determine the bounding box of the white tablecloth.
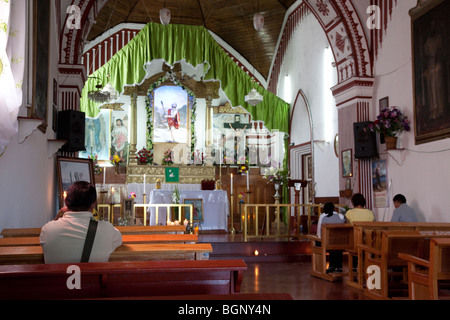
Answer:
[148,190,229,231]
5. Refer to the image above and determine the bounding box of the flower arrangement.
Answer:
[137,147,153,164]
[88,154,102,174]
[110,154,125,166]
[162,148,174,166]
[238,157,249,174]
[129,192,136,200]
[238,192,245,203]
[263,163,290,184]
[369,107,411,137]
[171,186,180,204]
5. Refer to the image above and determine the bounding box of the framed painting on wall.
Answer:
[151,85,190,144]
[411,0,450,144]
[341,149,353,178]
[56,157,95,208]
[30,0,51,133]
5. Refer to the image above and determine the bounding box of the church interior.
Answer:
[1,0,450,303]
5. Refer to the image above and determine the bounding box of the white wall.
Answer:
[372,0,450,222]
[0,2,60,230]
[278,13,339,198]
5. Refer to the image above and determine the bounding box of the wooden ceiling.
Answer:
[87,0,297,80]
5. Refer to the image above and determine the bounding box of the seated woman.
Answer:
[317,202,345,274]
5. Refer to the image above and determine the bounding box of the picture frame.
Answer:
[341,149,353,178]
[56,157,95,208]
[150,84,191,144]
[30,0,51,134]
[379,96,389,113]
[183,198,204,222]
[411,0,450,145]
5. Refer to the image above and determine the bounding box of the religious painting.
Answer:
[30,0,51,133]
[183,199,204,222]
[411,0,450,144]
[80,109,111,161]
[341,149,352,178]
[372,159,388,208]
[379,97,389,113]
[56,157,95,208]
[111,109,129,163]
[152,85,189,144]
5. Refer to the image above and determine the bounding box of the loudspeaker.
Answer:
[57,110,86,152]
[353,121,377,158]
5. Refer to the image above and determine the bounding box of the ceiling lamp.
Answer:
[253,13,264,31]
[245,88,263,106]
[160,7,171,25]
[87,78,110,103]
[102,82,118,101]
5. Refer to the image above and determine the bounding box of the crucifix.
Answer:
[224,115,248,164]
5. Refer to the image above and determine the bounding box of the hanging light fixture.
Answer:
[253,13,264,31]
[245,86,263,106]
[88,77,110,103]
[253,0,264,31]
[160,1,171,25]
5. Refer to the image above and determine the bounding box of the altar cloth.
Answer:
[148,190,229,231]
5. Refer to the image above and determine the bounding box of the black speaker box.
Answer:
[57,110,86,152]
[354,121,377,158]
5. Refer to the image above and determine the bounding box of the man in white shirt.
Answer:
[40,181,122,264]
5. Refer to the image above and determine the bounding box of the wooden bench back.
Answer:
[0,259,247,300]
[353,222,450,251]
[321,224,354,250]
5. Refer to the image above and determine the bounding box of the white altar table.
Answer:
[148,190,229,231]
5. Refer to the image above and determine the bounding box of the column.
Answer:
[129,92,138,164]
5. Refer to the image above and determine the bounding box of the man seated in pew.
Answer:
[345,193,375,224]
[345,194,375,270]
[40,181,122,264]
[390,194,418,222]
[317,202,346,274]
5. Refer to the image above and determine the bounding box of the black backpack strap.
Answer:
[81,219,98,263]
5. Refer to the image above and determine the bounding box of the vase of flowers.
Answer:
[369,107,410,150]
[162,148,174,166]
[262,163,290,185]
[237,157,249,175]
[137,147,153,165]
[110,155,125,174]
[88,154,102,175]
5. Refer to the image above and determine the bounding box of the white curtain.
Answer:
[0,0,26,154]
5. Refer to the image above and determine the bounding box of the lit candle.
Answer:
[143,174,146,194]
[231,173,233,194]
[247,171,250,191]
[184,219,188,227]
[111,187,115,196]
[167,220,171,225]
[63,191,67,200]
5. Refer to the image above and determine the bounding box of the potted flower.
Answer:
[137,147,153,165]
[162,148,174,166]
[369,107,410,149]
[110,155,125,174]
[262,163,290,197]
[88,154,102,174]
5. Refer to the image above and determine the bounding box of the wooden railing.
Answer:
[243,203,346,242]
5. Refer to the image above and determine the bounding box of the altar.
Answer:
[148,190,229,231]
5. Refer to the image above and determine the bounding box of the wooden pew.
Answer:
[359,230,450,300]
[0,234,198,247]
[0,259,247,300]
[399,236,450,300]
[348,222,450,290]
[306,223,354,282]
[0,243,213,265]
[1,225,187,238]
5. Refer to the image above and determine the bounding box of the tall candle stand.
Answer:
[229,192,235,234]
[242,191,251,232]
